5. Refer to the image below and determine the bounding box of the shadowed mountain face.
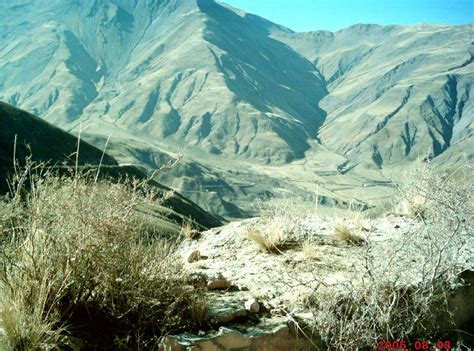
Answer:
[0,101,117,170]
[0,0,472,217]
[0,102,222,230]
[0,0,327,164]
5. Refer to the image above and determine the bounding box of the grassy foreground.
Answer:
[0,166,205,349]
[0,161,472,350]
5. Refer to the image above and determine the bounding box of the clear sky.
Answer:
[221,0,474,32]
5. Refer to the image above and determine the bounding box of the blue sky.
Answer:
[222,0,474,32]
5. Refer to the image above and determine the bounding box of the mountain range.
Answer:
[1,0,472,217]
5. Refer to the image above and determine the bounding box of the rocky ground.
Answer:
[180,215,421,311]
[160,213,474,350]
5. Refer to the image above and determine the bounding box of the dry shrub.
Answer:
[333,224,365,246]
[310,280,449,350]
[302,240,319,260]
[247,227,285,254]
[0,166,205,349]
[181,220,200,240]
[307,163,473,350]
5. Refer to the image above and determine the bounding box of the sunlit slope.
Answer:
[1,1,472,218]
[273,24,474,167]
[0,0,327,164]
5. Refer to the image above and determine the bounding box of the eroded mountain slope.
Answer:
[0,0,327,164]
[273,24,474,167]
[0,0,472,217]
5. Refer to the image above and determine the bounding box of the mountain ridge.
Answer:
[0,101,222,229]
[272,22,473,166]
[0,0,472,217]
[1,0,329,164]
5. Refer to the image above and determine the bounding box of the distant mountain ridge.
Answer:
[0,0,472,217]
[272,23,473,167]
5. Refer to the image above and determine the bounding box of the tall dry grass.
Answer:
[0,163,205,349]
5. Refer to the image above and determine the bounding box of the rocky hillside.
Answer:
[273,23,473,167]
[165,204,474,349]
[1,0,472,217]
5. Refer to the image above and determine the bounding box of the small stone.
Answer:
[187,250,201,263]
[394,224,401,229]
[244,298,260,313]
[207,273,231,290]
[228,285,240,292]
[207,294,249,325]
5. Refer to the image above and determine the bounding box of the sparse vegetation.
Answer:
[333,223,366,246]
[306,163,473,350]
[301,240,319,260]
[190,297,209,328]
[246,199,305,254]
[181,219,200,240]
[247,227,285,253]
[0,164,206,349]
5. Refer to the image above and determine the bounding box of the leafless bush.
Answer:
[307,163,473,350]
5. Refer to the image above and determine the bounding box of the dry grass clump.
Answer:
[247,228,285,254]
[181,219,200,240]
[190,297,209,327]
[301,240,319,260]
[246,201,302,254]
[0,166,205,349]
[0,273,66,350]
[333,224,366,246]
